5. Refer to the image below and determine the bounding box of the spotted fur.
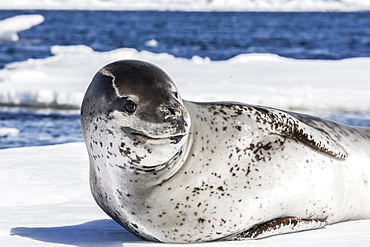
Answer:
[81,60,370,243]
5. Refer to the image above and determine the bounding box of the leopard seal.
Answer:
[80,60,370,243]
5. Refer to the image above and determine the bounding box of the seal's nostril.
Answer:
[168,107,176,116]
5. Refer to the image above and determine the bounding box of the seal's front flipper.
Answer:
[254,107,348,160]
[225,217,328,240]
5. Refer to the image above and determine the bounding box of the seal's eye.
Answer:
[125,100,137,113]
[174,92,179,99]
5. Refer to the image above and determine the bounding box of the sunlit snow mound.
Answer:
[0,0,370,11]
[0,14,44,42]
[0,45,369,112]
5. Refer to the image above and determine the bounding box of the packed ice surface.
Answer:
[0,45,369,112]
[0,14,44,42]
[0,0,370,11]
[1,142,369,246]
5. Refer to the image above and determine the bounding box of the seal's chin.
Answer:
[121,127,187,144]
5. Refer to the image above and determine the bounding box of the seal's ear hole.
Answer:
[125,100,137,113]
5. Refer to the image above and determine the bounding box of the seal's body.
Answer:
[81,60,370,243]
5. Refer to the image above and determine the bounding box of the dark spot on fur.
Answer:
[198,218,205,223]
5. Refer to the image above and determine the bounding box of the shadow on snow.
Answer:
[11,219,144,246]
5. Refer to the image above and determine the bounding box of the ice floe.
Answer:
[0,45,369,112]
[0,14,44,42]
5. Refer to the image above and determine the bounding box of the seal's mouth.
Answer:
[121,127,186,144]
[132,132,185,144]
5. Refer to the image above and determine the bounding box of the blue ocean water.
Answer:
[1,10,370,68]
[0,10,370,149]
[0,107,81,149]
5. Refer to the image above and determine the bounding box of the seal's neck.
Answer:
[134,135,193,187]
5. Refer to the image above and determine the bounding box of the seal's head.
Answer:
[81,60,191,172]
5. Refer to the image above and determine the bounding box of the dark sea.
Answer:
[0,10,370,149]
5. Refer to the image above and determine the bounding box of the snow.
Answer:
[145,39,159,47]
[0,45,369,112]
[0,14,44,42]
[0,127,19,137]
[1,142,370,246]
[0,0,370,11]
